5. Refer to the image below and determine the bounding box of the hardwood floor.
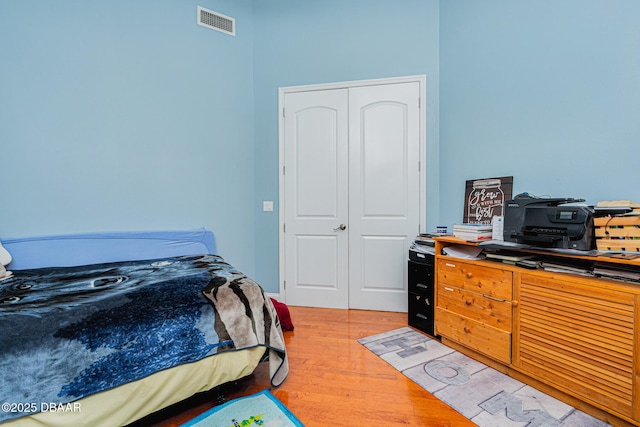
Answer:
[145,306,475,427]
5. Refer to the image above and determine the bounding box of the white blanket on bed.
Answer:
[202,274,289,387]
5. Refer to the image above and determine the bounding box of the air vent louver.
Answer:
[197,6,235,36]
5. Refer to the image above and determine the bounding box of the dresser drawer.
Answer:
[437,283,512,332]
[408,260,433,295]
[408,292,434,336]
[436,307,511,364]
[437,258,512,300]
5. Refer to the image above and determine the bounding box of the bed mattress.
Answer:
[0,253,287,425]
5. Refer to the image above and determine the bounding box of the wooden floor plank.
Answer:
[142,306,474,427]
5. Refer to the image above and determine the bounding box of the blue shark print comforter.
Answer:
[0,254,287,422]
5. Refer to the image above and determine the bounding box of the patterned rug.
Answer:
[358,327,611,427]
[180,389,304,427]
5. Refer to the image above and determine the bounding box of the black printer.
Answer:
[503,194,595,250]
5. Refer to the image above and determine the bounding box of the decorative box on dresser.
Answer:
[433,236,640,427]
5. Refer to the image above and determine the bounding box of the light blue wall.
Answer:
[2,1,639,295]
[0,1,256,275]
[251,0,441,291]
[439,0,640,228]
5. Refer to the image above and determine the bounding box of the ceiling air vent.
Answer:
[197,6,235,36]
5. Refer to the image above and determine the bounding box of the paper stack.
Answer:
[453,223,493,241]
[411,233,436,255]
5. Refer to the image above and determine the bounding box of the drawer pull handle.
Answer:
[416,314,428,320]
[463,327,471,334]
[444,287,454,292]
[445,263,456,268]
[416,283,429,289]
[466,272,473,279]
[465,300,473,306]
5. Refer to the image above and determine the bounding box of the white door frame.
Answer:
[278,75,427,301]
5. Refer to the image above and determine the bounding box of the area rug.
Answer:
[359,327,611,427]
[181,389,304,427]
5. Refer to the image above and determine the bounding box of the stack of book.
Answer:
[453,223,493,241]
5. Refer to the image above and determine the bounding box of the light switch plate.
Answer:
[263,201,274,212]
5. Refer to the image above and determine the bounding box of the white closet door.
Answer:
[282,89,349,308]
[281,80,421,311]
[348,82,420,312]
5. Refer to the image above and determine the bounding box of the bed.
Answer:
[0,229,288,427]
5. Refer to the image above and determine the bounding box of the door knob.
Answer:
[333,224,347,231]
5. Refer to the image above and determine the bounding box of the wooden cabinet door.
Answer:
[516,273,636,420]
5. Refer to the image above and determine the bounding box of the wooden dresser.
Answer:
[433,236,640,427]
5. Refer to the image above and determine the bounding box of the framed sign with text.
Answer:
[463,176,513,224]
